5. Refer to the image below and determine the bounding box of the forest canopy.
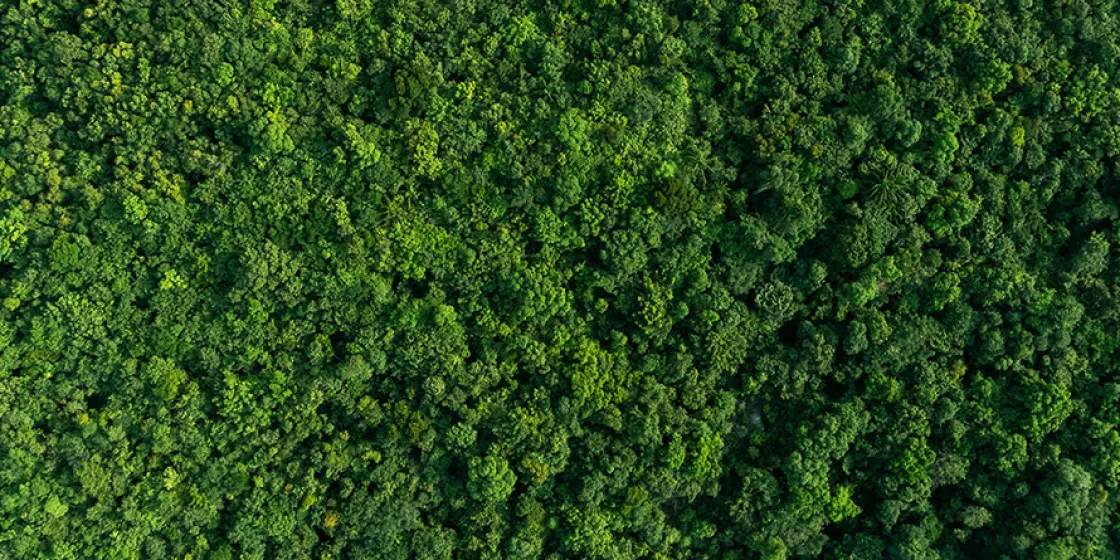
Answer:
[3,0,1120,558]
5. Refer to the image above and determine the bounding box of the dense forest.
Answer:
[2,0,1120,557]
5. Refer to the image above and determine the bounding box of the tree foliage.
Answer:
[3,0,1120,558]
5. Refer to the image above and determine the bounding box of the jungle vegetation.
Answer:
[3,0,1120,558]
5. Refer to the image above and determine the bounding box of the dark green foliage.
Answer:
[3,0,1120,558]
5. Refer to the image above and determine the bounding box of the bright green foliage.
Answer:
[3,0,1120,558]
[468,454,516,504]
